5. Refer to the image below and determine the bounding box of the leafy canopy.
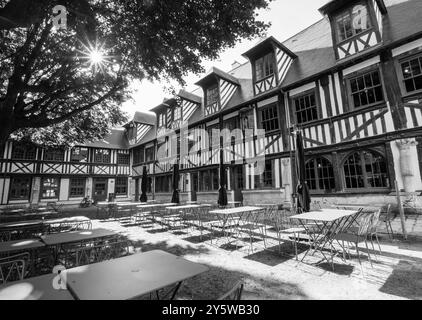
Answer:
[0,0,271,147]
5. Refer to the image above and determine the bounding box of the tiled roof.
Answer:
[83,129,129,149]
[195,67,241,87]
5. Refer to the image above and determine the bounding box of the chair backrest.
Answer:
[369,209,382,234]
[218,281,244,300]
[0,255,27,284]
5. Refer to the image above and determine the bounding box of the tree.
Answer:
[0,0,271,148]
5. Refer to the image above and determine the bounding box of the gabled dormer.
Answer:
[242,36,297,96]
[176,90,202,126]
[195,67,240,117]
[152,99,177,137]
[319,0,387,60]
[124,111,156,146]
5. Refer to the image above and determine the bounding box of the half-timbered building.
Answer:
[1,0,422,208]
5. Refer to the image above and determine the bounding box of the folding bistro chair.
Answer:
[380,204,395,240]
[0,253,29,284]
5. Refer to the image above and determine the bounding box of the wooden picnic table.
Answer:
[61,250,209,300]
[0,274,74,300]
[40,228,117,246]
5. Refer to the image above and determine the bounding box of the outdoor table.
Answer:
[61,250,209,300]
[209,207,265,245]
[291,209,359,270]
[40,228,118,265]
[135,203,178,223]
[0,220,46,241]
[40,228,117,246]
[0,239,45,255]
[43,216,92,232]
[0,274,74,300]
[164,205,202,230]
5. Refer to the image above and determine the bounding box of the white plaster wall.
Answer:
[59,178,69,201]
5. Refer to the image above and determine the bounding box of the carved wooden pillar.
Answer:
[396,139,422,192]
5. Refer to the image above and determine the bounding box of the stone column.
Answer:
[31,177,41,204]
[396,139,422,192]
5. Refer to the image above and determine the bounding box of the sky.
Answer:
[122,0,330,118]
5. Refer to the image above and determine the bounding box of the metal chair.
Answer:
[380,204,395,240]
[0,253,29,284]
[218,281,244,300]
[334,210,382,268]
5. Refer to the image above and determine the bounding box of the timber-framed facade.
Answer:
[1,0,422,208]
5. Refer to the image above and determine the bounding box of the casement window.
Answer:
[145,146,155,162]
[70,147,88,163]
[158,113,166,128]
[233,166,244,190]
[255,52,275,81]
[259,104,280,133]
[41,178,60,199]
[44,148,65,162]
[69,178,86,198]
[9,177,31,201]
[294,92,318,125]
[115,177,128,195]
[94,149,111,164]
[400,54,422,94]
[343,150,389,189]
[255,160,275,189]
[207,124,220,148]
[133,147,145,165]
[348,69,384,108]
[117,151,130,165]
[197,169,219,191]
[335,3,371,43]
[306,158,336,192]
[174,107,182,122]
[11,145,36,160]
[155,175,171,193]
[207,86,219,107]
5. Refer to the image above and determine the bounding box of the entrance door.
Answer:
[93,178,108,202]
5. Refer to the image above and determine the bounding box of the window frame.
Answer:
[254,159,275,189]
[69,177,86,198]
[9,177,32,201]
[93,149,111,164]
[11,144,37,160]
[117,151,130,165]
[345,66,385,110]
[145,146,155,163]
[40,177,60,200]
[155,175,172,193]
[70,147,88,163]
[305,157,336,194]
[115,177,128,196]
[291,89,320,126]
[206,85,219,108]
[334,1,373,44]
[254,51,276,82]
[342,150,390,191]
[258,103,280,134]
[396,52,422,97]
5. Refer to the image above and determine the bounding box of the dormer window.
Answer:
[320,0,386,60]
[207,86,219,107]
[336,3,371,43]
[158,113,166,128]
[255,52,275,81]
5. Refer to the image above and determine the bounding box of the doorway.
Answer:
[93,178,108,202]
